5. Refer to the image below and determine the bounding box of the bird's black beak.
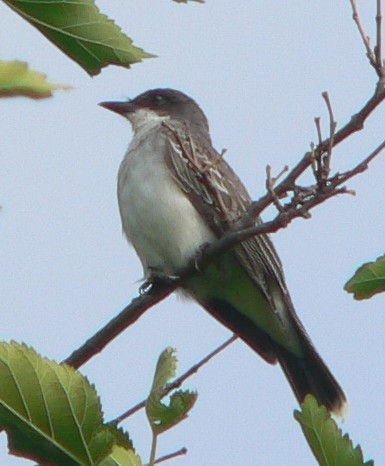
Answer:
[98,100,134,116]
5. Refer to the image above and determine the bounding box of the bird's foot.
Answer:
[191,242,211,272]
[139,268,180,295]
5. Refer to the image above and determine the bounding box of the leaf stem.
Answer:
[149,431,158,466]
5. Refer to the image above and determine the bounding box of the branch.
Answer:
[63,283,176,368]
[247,83,385,221]
[376,0,383,69]
[63,3,385,370]
[143,447,187,466]
[63,98,385,370]
[351,0,385,77]
[64,115,385,370]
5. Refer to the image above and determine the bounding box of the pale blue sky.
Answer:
[1,1,384,465]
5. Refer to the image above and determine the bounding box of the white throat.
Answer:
[127,108,170,136]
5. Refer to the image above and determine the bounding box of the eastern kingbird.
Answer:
[100,88,347,415]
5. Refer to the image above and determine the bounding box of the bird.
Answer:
[99,88,347,415]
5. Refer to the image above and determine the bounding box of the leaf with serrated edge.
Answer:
[146,348,197,434]
[90,424,134,465]
[294,395,374,466]
[345,254,385,300]
[3,0,154,76]
[0,341,114,465]
[0,60,69,98]
[149,390,197,434]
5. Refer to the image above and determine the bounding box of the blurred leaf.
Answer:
[0,341,132,465]
[99,445,142,466]
[147,389,197,434]
[90,424,134,465]
[146,348,197,434]
[3,0,154,76]
[294,395,374,466]
[148,347,177,397]
[344,254,385,300]
[0,60,69,98]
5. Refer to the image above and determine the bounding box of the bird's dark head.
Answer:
[99,88,210,137]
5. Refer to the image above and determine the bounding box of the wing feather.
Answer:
[162,121,291,315]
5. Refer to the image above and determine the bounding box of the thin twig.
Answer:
[331,138,385,185]
[376,0,383,69]
[351,0,385,77]
[312,118,322,180]
[309,142,317,178]
[112,334,238,423]
[314,117,322,145]
[143,447,188,466]
[265,165,288,212]
[321,91,337,178]
[248,82,385,220]
[351,0,378,71]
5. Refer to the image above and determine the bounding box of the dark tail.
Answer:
[273,336,347,416]
[198,297,347,416]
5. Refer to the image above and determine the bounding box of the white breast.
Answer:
[117,121,215,277]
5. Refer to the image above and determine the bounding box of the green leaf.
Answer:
[344,254,385,300]
[147,389,197,434]
[0,60,69,98]
[3,0,154,76]
[99,445,142,466]
[146,348,197,434]
[294,395,374,466]
[149,347,178,397]
[90,424,134,465]
[0,341,130,465]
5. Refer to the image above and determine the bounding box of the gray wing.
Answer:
[162,121,292,314]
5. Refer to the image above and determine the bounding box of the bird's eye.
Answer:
[152,94,164,104]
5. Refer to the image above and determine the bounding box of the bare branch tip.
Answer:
[152,447,188,465]
[314,118,322,144]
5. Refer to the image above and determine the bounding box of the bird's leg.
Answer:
[190,242,211,272]
[139,267,180,295]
